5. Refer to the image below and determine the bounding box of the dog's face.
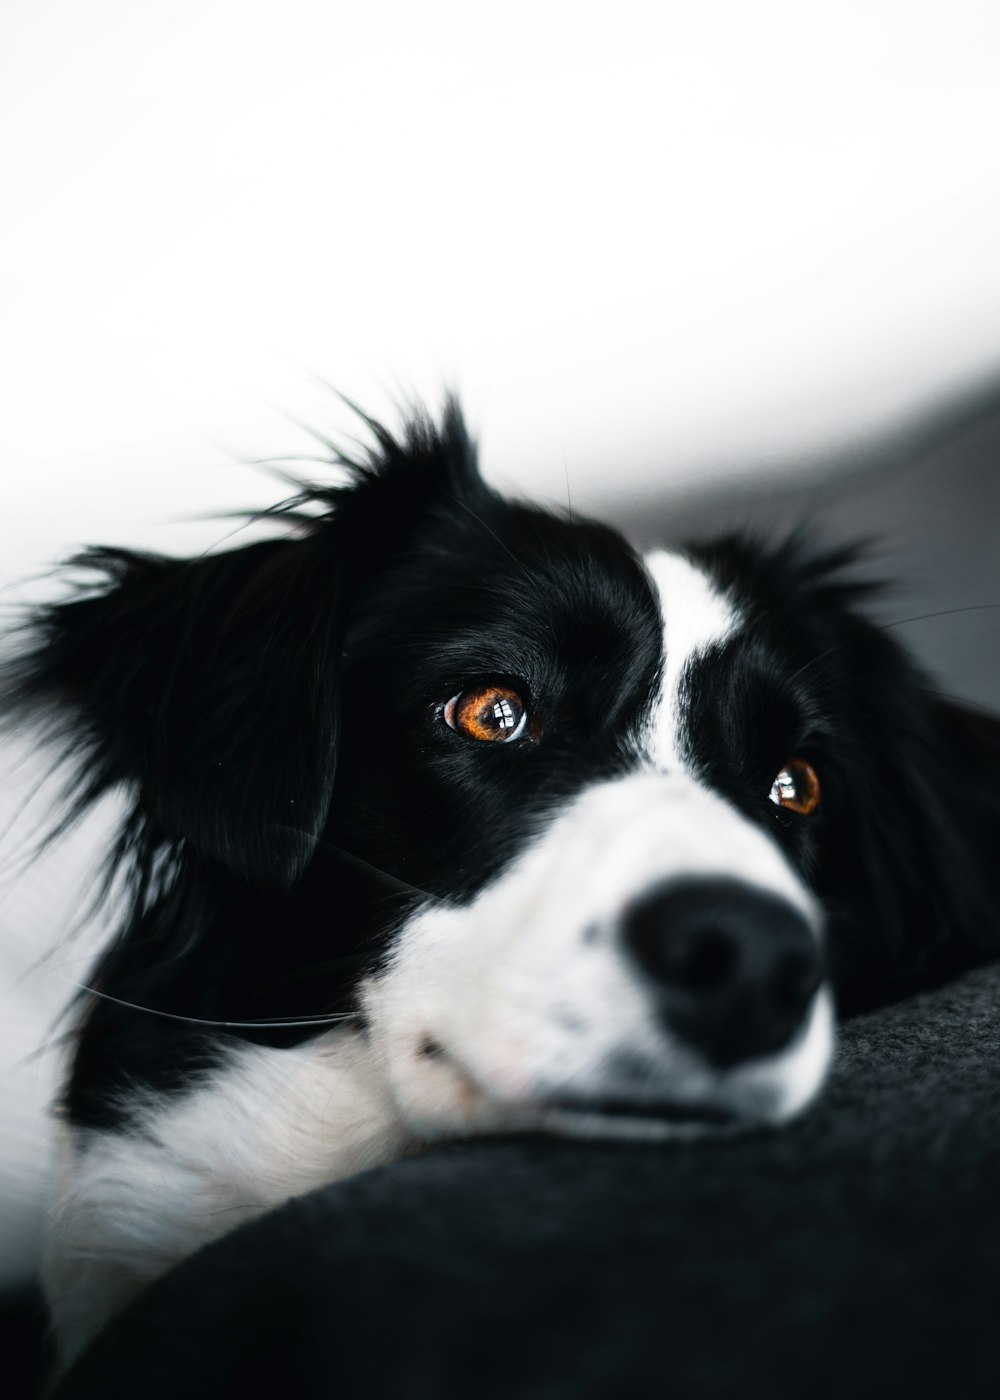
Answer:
[10,402,1000,1142]
[334,495,831,1137]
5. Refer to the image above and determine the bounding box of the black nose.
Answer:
[622,878,823,1068]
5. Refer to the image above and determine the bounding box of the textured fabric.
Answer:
[50,962,1000,1399]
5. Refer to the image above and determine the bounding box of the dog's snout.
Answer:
[622,878,822,1068]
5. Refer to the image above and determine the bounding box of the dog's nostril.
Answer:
[622,877,822,1068]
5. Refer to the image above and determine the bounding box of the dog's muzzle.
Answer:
[364,773,834,1140]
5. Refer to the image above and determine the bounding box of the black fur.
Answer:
[4,399,999,1129]
[686,536,1000,1009]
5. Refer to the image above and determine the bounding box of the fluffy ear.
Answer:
[3,398,483,888]
[795,596,1000,1011]
[6,535,346,887]
[825,687,1000,1010]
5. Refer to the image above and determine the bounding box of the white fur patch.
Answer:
[642,549,736,770]
[0,735,125,1292]
[44,1028,413,1367]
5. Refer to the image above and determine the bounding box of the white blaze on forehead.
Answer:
[643,549,737,770]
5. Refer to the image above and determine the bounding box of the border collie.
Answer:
[3,399,999,1368]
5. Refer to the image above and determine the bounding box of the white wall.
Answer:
[2,0,1000,589]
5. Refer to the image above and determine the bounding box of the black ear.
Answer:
[826,687,1000,1011]
[7,535,346,887]
[790,585,1000,1011]
[918,695,1000,941]
[3,398,483,889]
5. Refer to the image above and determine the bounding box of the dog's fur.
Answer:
[3,400,1000,1367]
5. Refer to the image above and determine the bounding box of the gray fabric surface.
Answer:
[51,961,1000,1399]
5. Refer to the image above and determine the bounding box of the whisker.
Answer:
[847,713,932,743]
[270,825,453,906]
[441,493,533,582]
[881,602,1000,628]
[925,688,999,715]
[788,601,1000,686]
[60,979,360,1031]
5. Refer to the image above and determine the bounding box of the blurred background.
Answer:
[2,0,1000,1294]
[1,1,999,699]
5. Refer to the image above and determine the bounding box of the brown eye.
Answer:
[769,758,821,816]
[444,684,529,743]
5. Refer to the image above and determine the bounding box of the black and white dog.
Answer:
[4,400,999,1367]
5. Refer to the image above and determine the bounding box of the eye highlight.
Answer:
[769,758,821,816]
[444,684,529,743]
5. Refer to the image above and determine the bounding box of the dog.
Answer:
[3,398,999,1368]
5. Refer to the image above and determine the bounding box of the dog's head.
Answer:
[8,401,1000,1140]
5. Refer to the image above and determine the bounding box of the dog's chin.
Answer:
[373,988,835,1147]
[395,1069,758,1146]
[533,1097,742,1143]
[377,1039,811,1149]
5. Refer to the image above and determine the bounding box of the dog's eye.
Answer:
[769,758,821,815]
[444,684,529,743]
